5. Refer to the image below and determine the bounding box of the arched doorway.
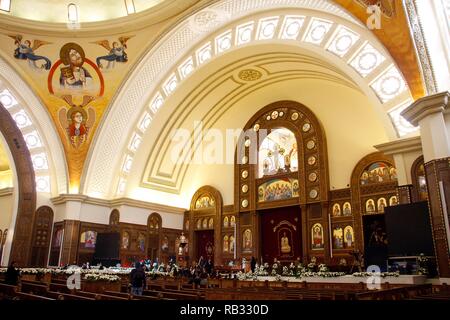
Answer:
[0,102,36,266]
[188,186,223,266]
[235,100,330,265]
[350,152,398,271]
[29,206,54,267]
[147,213,161,262]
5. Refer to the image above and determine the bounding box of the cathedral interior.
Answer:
[0,0,450,304]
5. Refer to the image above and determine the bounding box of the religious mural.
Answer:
[377,197,387,212]
[344,226,354,248]
[343,202,352,216]
[223,216,229,228]
[9,35,52,70]
[92,36,133,70]
[242,229,252,252]
[229,236,235,254]
[1,32,139,189]
[122,231,130,249]
[332,203,341,217]
[389,195,398,206]
[223,235,229,253]
[360,162,397,185]
[333,227,344,249]
[195,195,215,209]
[258,178,299,202]
[80,230,97,248]
[311,223,324,250]
[230,216,236,227]
[58,95,96,148]
[366,199,376,213]
[137,233,145,252]
[258,128,298,178]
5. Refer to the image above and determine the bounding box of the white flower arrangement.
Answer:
[352,272,400,277]
[282,266,289,276]
[84,273,120,282]
[318,264,329,272]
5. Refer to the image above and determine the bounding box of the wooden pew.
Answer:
[143,289,202,300]
[0,283,18,299]
[20,281,49,296]
[46,291,95,301]
[14,292,55,301]
[49,282,74,294]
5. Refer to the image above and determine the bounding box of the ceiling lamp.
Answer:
[125,0,136,15]
[0,0,11,12]
[67,3,80,29]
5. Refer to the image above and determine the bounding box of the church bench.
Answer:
[49,282,74,294]
[143,289,202,300]
[20,281,49,296]
[102,290,132,300]
[14,292,55,301]
[45,291,96,300]
[74,290,128,300]
[0,283,19,299]
[352,284,432,300]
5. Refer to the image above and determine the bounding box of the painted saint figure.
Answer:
[59,42,92,89]
[58,95,95,148]
[312,224,324,249]
[9,35,52,70]
[343,202,351,216]
[281,232,291,253]
[93,36,133,70]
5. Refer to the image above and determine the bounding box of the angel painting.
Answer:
[58,95,95,148]
[9,35,52,70]
[93,36,133,70]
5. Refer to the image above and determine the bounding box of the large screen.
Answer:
[385,201,434,256]
[94,232,120,260]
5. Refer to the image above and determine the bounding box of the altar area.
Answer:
[238,275,428,286]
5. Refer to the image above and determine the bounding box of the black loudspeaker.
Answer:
[385,201,434,256]
[93,232,121,267]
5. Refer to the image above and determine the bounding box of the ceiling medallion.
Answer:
[355,0,396,18]
[238,69,263,81]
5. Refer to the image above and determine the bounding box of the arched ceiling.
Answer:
[125,44,391,207]
[1,0,172,23]
[0,0,425,200]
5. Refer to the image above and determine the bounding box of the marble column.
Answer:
[402,91,450,277]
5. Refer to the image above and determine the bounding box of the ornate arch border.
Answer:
[236,100,329,212]
[0,103,36,266]
[83,0,413,199]
[0,54,68,195]
[349,152,396,252]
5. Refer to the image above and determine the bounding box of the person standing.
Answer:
[250,256,257,273]
[129,262,146,296]
[5,261,20,286]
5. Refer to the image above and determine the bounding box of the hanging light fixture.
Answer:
[0,0,11,12]
[124,0,135,15]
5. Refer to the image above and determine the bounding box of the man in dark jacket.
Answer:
[250,256,257,273]
[5,261,20,285]
[129,262,146,296]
